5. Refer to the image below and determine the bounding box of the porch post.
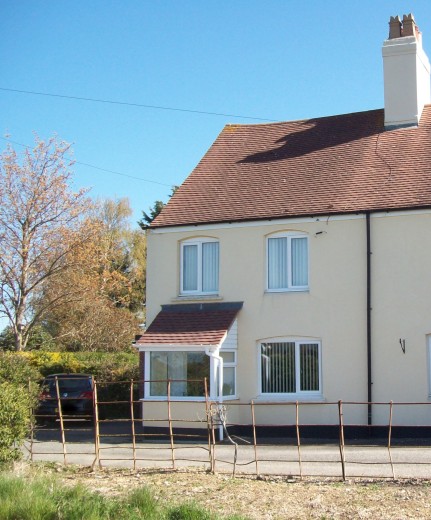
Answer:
[206,348,224,441]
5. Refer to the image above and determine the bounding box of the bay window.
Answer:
[149,351,210,397]
[181,239,219,294]
[260,339,321,397]
[144,348,237,399]
[267,233,308,291]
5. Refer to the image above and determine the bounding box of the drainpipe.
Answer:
[206,348,224,441]
[366,212,372,426]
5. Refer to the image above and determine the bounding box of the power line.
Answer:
[0,136,174,187]
[0,87,280,122]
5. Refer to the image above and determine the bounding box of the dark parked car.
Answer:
[38,374,94,422]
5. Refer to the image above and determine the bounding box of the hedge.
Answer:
[0,353,40,463]
[19,350,140,382]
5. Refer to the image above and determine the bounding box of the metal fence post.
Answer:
[338,400,346,481]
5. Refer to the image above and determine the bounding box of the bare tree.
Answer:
[0,136,93,351]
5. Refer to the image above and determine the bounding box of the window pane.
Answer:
[300,343,319,391]
[202,242,219,292]
[150,352,169,396]
[261,342,295,393]
[169,351,188,397]
[268,237,288,289]
[220,351,235,363]
[150,352,209,397]
[222,367,235,396]
[183,245,198,291]
[291,237,308,287]
[186,352,210,397]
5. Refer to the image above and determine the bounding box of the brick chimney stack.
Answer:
[383,14,430,128]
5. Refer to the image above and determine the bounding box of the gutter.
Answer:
[150,204,431,230]
[366,212,372,425]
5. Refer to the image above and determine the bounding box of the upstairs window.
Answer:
[181,239,219,295]
[267,233,308,291]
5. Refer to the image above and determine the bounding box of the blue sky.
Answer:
[1,1,431,226]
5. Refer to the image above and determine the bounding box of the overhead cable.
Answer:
[0,136,174,187]
[0,87,280,122]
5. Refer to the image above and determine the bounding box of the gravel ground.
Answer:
[13,462,431,519]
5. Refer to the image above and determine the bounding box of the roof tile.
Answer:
[152,107,431,227]
[136,303,242,347]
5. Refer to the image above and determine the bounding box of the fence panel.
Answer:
[27,381,431,479]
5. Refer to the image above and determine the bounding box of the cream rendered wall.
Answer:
[371,212,431,425]
[146,215,370,426]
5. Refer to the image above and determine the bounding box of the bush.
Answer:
[0,353,41,463]
[0,382,33,463]
[0,352,41,386]
[20,350,139,382]
[20,350,140,418]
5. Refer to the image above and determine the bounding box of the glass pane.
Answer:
[183,244,198,291]
[222,367,235,396]
[169,351,188,396]
[186,352,210,397]
[150,352,169,396]
[220,351,235,363]
[291,237,308,287]
[150,351,210,397]
[300,343,319,391]
[202,242,219,292]
[268,237,287,289]
[261,342,295,393]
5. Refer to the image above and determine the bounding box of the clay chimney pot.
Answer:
[389,15,402,39]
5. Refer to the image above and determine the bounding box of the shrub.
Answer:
[20,350,140,418]
[0,353,40,463]
[0,382,33,463]
[0,352,41,386]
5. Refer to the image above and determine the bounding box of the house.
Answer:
[135,14,431,429]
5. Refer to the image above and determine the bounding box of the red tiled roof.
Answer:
[136,303,242,347]
[152,106,431,228]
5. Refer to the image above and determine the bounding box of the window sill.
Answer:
[210,396,239,402]
[253,394,325,403]
[265,288,309,294]
[140,397,207,402]
[140,395,239,402]
[172,294,223,302]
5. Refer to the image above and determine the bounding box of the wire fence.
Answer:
[26,377,431,480]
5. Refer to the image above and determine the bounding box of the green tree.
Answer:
[0,325,55,351]
[138,186,178,229]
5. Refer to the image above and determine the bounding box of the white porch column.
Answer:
[206,347,224,440]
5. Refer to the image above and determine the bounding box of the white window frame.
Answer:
[266,232,309,292]
[427,336,431,398]
[143,345,237,401]
[180,238,219,295]
[217,350,237,399]
[258,338,322,399]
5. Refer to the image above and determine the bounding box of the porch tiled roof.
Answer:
[135,302,243,347]
[152,106,431,228]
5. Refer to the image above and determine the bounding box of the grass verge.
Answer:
[0,472,246,520]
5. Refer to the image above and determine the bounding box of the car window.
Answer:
[46,378,92,392]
